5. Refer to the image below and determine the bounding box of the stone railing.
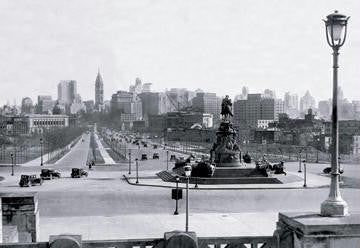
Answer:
[0,235,276,248]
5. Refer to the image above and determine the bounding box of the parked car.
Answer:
[153,144,158,149]
[19,175,43,187]
[40,169,61,180]
[143,143,148,147]
[71,168,88,178]
[153,153,160,159]
[170,155,176,161]
[141,154,148,160]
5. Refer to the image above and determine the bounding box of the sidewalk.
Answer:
[123,170,330,190]
[22,135,82,167]
[39,212,277,241]
[22,152,53,167]
[94,132,116,165]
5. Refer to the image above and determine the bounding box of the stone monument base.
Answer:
[274,212,360,248]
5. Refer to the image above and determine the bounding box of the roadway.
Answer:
[0,134,359,240]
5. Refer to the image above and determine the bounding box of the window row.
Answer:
[33,120,65,126]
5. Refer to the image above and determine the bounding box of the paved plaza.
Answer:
[0,133,359,241]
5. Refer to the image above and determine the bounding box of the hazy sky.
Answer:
[0,0,359,106]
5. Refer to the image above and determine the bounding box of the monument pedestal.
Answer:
[274,212,360,248]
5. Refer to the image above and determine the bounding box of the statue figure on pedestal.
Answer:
[221,95,233,121]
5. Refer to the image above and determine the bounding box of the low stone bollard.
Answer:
[1,193,39,243]
[164,231,198,248]
[49,235,82,248]
[274,212,360,248]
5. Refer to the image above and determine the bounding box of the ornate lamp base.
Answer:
[320,198,349,217]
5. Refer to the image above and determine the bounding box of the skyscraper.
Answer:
[95,69,104,112]
[233,93,276,128]
[21,97,34,114]
[37,95,54,114]
[57,80,77,105]
[192,92,221,124]
[264,89,276,99]
[300,90,316,114]
[284,92,299,118]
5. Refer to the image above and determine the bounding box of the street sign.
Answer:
[172,189,183,200]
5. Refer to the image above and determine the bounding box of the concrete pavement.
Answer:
[94,132,116,164]
[39,212,277,241]
[123,170,331,190]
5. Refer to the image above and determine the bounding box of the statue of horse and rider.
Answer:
[221,95,233,121]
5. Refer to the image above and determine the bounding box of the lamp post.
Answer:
[184,164,192,232]
[303,160,307,188]
[174,176,180,215]
[166,150,169,170]
[10,153,14,176]
[298,152,302,173]
[135,158,139,184]
[321,10,349,217]
[40,138,43,166]
[128,151,131,174]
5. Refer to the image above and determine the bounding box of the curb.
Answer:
[122,175,325,190]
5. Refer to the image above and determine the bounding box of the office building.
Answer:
[192,92,221,123]
[300,90,316,114]
[57,80,77,105]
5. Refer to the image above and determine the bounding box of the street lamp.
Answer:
[10,153,14,176]
[321,10,349,217]
[40,138,44,166]
[184,164,192,232]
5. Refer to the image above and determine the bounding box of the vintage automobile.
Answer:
[153,144,158,149]
[153,153,160,159]
[19,175,43,187]
[323,167,344,174]
[143,143,148,147]
[141,154,148,160]
[71,168,88,178]
[40,169,61,180]
[170,154,177,161]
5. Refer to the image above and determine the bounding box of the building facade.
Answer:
[27,114,69,133]
[138,92,171,119]
[233,94,276,129]
[21,97,34,114]
[37,95,54,114]
[300,90,316,114]
[57,80,77,105]
[192,92,221,124]
[110,91,142,121]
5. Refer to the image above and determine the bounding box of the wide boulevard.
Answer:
[0,132,359,240]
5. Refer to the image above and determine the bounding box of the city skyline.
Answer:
[0,0,359,106]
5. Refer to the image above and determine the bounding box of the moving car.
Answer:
[40,169,61,180]
[323,167,344,174]
[71,168,88,178]
[141,154,148,160]
[19,175,43,187]
[153,153,159,159]
[153,144,158,149]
